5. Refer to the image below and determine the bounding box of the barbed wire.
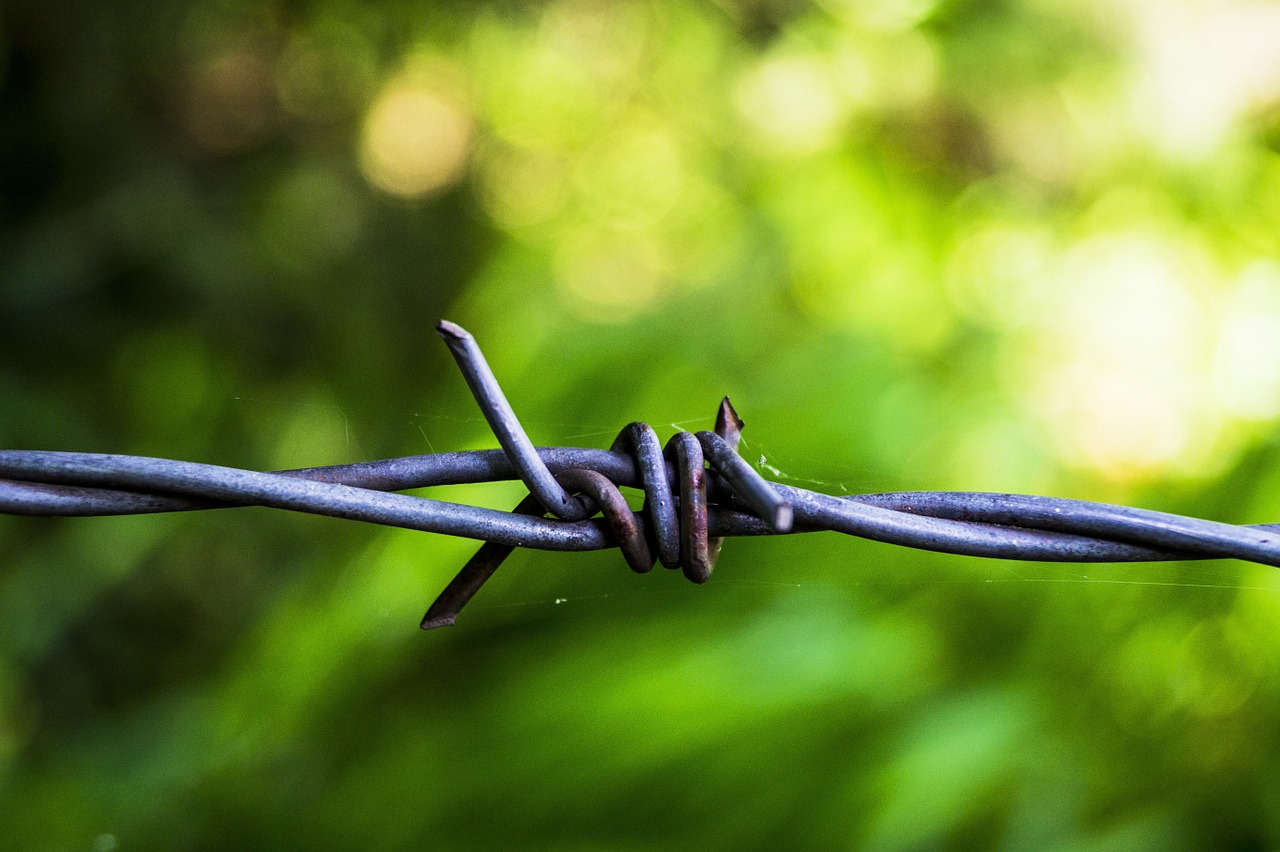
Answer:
[2,320,1278,630]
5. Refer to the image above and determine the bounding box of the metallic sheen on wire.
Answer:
[1,320,1278,630]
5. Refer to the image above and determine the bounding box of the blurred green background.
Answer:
[4,0,1280,848]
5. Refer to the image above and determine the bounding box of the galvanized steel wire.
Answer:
[1,321,1278,629]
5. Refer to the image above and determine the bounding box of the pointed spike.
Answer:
[715,397,744,452]
[419,493,546,630]
[420,611,458,631]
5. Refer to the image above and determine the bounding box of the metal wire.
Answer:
[2,320,1278,630]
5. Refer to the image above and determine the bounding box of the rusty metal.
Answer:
[419,492,546,631]
[1,320,1279,631]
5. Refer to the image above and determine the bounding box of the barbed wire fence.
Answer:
[2,320,1277,630]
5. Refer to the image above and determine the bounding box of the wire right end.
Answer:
[436,319,472,342]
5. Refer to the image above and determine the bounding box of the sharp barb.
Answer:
[715,397,744,452]
[419,612,458,631]
[420,493,546,630]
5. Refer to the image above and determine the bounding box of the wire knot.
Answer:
[421,322,792,628]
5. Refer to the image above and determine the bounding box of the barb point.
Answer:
[715,397,745,451]
[420,612,458,631]
[717,397,744,432]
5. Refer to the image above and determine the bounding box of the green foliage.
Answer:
[3,0,1280,847]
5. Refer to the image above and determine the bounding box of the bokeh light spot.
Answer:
[184,50,275,154]
[478,146,570,231]
[1128,1,1280,161]
[258,167,365,273]
[1214,260,1280,420]
[470,14,604,150]
[554,229,665,322]
[736,53,847,155]
[575,116,685,229]
[819,0,938,32]
[1019,233,1220,480]
[945,223,1052,329]
[359,68,473,198]
[276,22,378,122]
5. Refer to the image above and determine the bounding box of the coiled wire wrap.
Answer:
[414,322,791,627]
[0,319,1279,631]
[419,398,783,628]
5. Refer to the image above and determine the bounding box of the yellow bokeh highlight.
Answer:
[575,115,685,230]
[959,185,1280,485]
[1213,260,1280,421]
[1125,0,1280,161]
[477,145,570,231]
[469,11,610,151]
[818,0,938,32]
[553,228,665,323]
[1021,232,1217,480]
[736,53,848,155]
[358,65,473,198]
[945,222,1052,329]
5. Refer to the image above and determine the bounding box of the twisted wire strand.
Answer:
[0,319,1278,630]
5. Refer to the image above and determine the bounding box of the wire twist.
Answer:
[1,319,1279,631]
[421,323,792,626]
